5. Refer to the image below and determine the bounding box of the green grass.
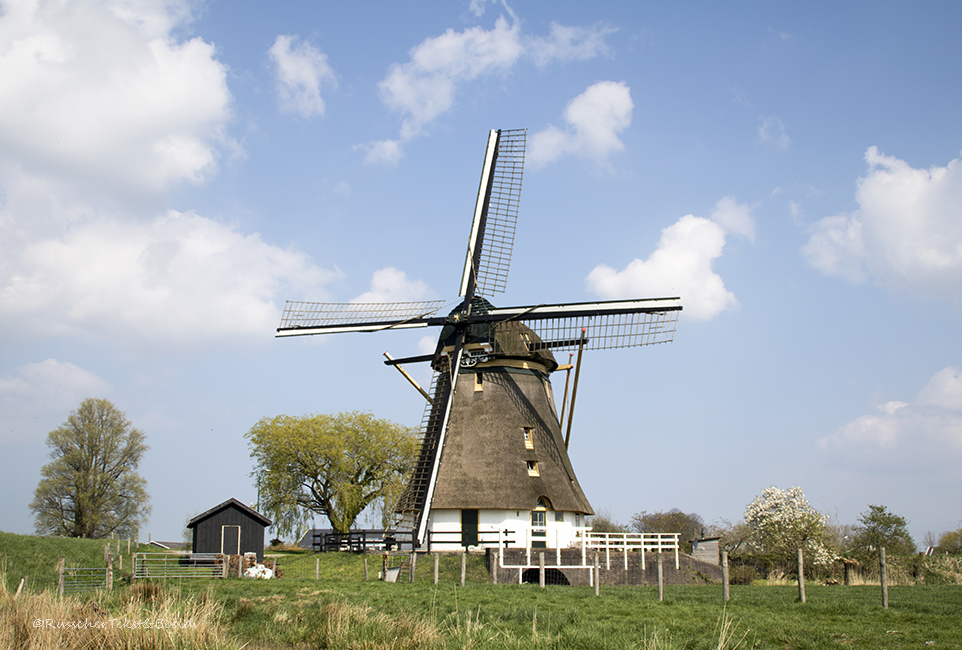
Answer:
[0,530,153,592]
[3,532,961,649]
[169,573,962,649]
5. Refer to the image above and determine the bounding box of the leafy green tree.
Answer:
[247,411,420,536]
[852,504,915,556]
[630,509,704,553]
[937,529,962,554]
[744,486,835,565]
[30,398,150,539]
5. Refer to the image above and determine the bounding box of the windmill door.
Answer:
[221,525,241,555]
[461,510,479,547]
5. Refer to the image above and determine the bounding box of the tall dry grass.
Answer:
[313,600,443,649]
[0,581,236,650]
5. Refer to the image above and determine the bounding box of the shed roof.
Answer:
[187,498,272,528]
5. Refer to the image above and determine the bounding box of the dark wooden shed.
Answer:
[187,498,272,562]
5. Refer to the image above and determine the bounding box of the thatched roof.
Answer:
[429,364,592,514]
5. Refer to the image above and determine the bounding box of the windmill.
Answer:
[277,129,681,551]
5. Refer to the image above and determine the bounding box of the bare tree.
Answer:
[630,509,704,553]
[30,398,150,539]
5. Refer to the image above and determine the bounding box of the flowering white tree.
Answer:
[744,486,836,566]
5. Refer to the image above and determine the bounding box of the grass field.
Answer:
[3,532,962,649]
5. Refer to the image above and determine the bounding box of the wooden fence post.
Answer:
[879,547,888,609]
[539,552,545,589]
[797,548,806,603]
[594,552,600,597]
[657,551,664,602]
[104,545,109,563]
[107,556,114,590]
[364,556,369,581]
[315,557,320,580]
[433,553,439,585]
[722,550,730,603]
[461,551,466,587]
[492,548,499,585]
[57,557,64,596]
[410,552,417,583]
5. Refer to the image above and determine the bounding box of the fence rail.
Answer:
[133,553,225,580]
[584,532,680,570]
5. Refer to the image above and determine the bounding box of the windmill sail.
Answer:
[277,300,446,336]
[460,129,525,299]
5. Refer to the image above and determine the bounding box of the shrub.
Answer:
[729,565,757,585]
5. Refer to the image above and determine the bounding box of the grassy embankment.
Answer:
[3,531,962,649]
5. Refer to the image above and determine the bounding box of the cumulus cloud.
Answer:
[1,211,340,346]
[529,81,633,168]
[0,0,233,194]
[0,2,344,349]
[818,366,962,453]
[586,197,755,320]
[365,12,613,163]
[351,267,437,304]
[269,34,337,118]
[802,148,962,300]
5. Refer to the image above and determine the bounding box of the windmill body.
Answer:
[277,129,681,551]
[406,299,593,551]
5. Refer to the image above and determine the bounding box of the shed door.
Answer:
[221,525,241,555]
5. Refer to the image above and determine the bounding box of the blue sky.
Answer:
[2,0,961,546]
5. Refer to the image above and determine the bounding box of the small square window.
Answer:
[555,511,564,522]
[526,460,539,476]
[474,372,483,392]
[522,427,534,450]
[531,510,546,527]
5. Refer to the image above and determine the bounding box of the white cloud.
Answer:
[586,197,755,320]
[758,115,790,150]
[0,359,109,442]
[529,81,633,168]
[527,22,614,67]
[1,211,340,346]
[0,0,233,194]
[802,148,962,300]
[351,267,437,304]
[269,34,337,119]
[359,139,404,167]
[818,366,962,453]
[378,15,523,142]
[917,366,962,410]
[365,12,613,160]
[0,3,342,349]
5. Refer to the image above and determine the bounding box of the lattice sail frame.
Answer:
[511,309,681,352]
[474,128,525,298]
[279,300,445,330]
